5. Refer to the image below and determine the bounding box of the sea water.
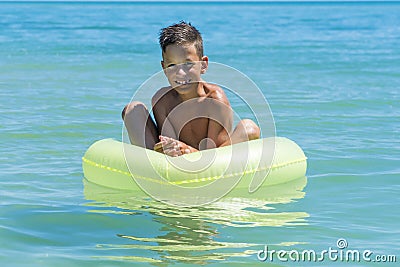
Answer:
[1,1,399,266]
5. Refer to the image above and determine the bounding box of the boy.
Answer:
[122,22,260,157]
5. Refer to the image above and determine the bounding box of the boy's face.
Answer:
[161,43,208,97]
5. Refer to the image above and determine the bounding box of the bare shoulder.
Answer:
[151,86,174,106]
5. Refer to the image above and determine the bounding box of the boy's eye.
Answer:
[166,62,195,70]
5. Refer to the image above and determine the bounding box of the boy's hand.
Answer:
[196,82,214,102]
[154,136,191,157]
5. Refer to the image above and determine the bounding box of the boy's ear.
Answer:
[201,56,209,74]
[161,61,168,75]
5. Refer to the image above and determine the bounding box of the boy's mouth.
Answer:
[175,79,191,86]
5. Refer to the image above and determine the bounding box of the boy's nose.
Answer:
[176,65,187,75]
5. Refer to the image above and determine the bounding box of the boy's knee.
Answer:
[122,101,146,120]
[240,119,260,140]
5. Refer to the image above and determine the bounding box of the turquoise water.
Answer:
[1,1,399,266]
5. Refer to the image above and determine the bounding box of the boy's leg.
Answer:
[122,101,158,149]
[221,119,260,146]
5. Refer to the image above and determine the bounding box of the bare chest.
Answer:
[172,117,209,149]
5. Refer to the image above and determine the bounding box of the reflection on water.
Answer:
[83,176,308,265]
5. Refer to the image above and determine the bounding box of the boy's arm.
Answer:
[207,114,232,148]
[205,88,233,148]
[151,90,177,139]
[152,92,198,156]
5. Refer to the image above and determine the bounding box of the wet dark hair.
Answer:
[159,21,203,58]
